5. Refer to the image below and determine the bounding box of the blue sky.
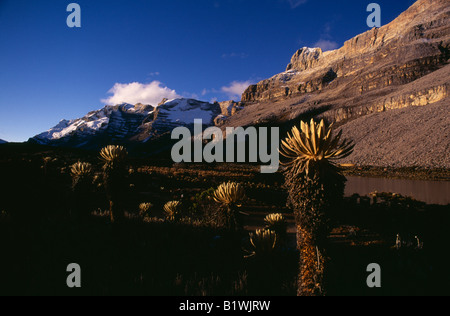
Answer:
[0,0,416,142]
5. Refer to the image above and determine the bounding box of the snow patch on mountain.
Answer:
[36,109,110,142]
[34,103,154,143]
[161,98,219,125]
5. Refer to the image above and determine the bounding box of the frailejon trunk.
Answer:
[109,200,124,224]
[297,225,325,296]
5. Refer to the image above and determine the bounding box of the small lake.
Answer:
[345,176,450,206]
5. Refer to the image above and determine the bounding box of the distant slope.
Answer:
[0,139,7,144]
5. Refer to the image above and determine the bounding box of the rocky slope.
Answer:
[223,0,450,168]
[337,98,449,169]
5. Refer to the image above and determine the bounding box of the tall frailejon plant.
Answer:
[70,161,93,219]
[213,182,245,231]
[100,145,128,223]
[280,119,354,296]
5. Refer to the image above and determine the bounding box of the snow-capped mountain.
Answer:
[31,98,221,151]
[149,98,221,137]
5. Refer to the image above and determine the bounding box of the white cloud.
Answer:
[101,81,180,106]
[221,80,254,100]
[313,39,339,51]
[312,22,339,52]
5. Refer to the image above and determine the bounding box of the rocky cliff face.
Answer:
[242,0,449,108]
[286,47,323,72]
[226,0,450,168]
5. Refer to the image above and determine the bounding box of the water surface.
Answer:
[345,176,450,205]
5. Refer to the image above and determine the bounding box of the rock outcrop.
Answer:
[286,47,323,72]
[213,100,244,126]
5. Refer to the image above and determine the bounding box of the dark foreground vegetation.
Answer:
[0,143,449,296]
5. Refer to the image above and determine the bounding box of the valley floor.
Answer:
[0,144,449,295]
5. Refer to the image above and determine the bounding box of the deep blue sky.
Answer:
[0,0,416,142]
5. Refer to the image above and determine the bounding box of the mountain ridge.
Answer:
[29,0,450,168]
[31,98,221,151]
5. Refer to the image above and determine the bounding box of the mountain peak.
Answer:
[286,47,323,72]
[156,98,221,125]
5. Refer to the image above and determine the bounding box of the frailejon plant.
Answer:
[264,213,286,231]
[280,119,354,296]
[246,229,277,258]
[139,202,153,218]
[70,161,93,219]
[70,161,93,180]
[264,213,287,245]
[213,182,246,231]
[42,157,53,176]
[164,201,182,222]
[100,145,128,223]
[100,145,128,167]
